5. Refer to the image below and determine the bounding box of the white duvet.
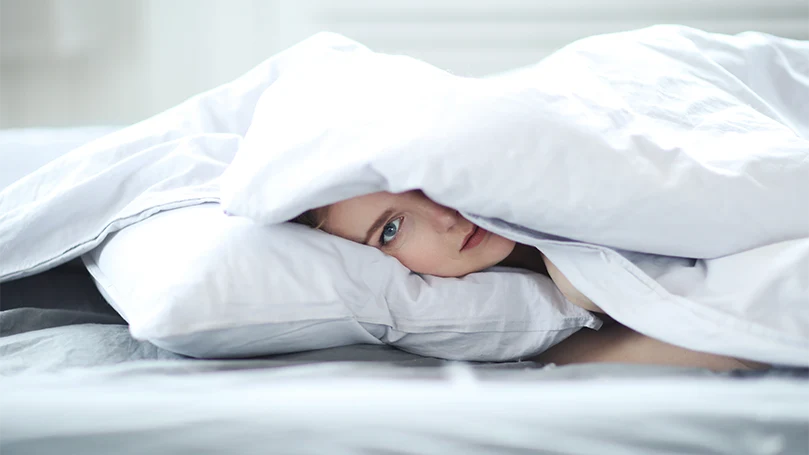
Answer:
[221,25,809,366]
[1,26,807,366]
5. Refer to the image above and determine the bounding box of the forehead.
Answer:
[324,192,400,238]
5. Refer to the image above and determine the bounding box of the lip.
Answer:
[461,226,487,251]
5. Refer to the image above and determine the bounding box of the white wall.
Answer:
[0,0,287,127]
[1,0,807,128]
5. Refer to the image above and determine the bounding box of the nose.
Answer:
[429,203,462,232]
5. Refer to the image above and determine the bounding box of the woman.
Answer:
[294,190,767,372]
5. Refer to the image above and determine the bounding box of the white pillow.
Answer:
[83,204,600,360]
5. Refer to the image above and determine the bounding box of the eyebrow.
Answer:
[363,208,395,245]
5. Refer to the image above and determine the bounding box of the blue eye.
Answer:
[380,218,402,245]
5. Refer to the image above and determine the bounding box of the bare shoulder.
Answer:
[533,323,769,372]
[541,254,604,313]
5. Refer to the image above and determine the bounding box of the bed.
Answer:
[0,126,807,454]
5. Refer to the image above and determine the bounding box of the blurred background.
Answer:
[0,0,807,129]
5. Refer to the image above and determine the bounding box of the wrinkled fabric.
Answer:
[1,27,807,366]
[223,26,809,258]
[0,32,366,283]
[220,25,809,366]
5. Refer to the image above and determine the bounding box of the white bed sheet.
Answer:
[1,362,806,455]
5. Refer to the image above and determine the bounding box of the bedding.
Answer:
[0,31,365,282]
[0,32,597,362]
[1,125,808,455]
[1,268,807,455]
[3,356,806,455]
[0,26,807,367]
[221,25,809,366]
[82,203,596,359]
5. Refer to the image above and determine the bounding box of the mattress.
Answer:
[0,128,807,455]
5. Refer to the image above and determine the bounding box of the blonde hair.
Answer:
[291,206,329,230]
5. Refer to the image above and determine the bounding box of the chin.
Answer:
[487,234,517,263]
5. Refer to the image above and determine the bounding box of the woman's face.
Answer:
[321,191,516,277]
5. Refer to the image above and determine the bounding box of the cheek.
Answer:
[391,237,446,275]
[387,229,516,277]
